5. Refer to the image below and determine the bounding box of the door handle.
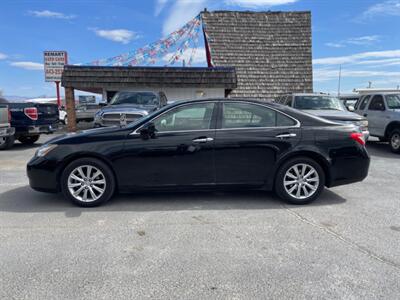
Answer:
[192,137,214,143]
[276,133,297,139]
[363,113,368,117]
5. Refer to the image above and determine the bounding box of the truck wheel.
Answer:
[389,129,400,153]
[0,135,15,150]
[61,158,116,207]
[18,135,40,145]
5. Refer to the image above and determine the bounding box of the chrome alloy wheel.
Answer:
[391,132,400,150]
[283,163,320,200]
[67,165,106,202]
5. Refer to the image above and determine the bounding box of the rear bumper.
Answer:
[16,123,58,136]
[327,147,370,188]
[0,127,15,137]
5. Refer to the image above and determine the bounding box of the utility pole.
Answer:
[337,65,342,97]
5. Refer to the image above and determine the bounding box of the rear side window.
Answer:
[277,113,297,126]
[386,94,400,109]
[221,102,296,129]
[368,95,385,111]
[358,95,370,110]
[222,103,276,128]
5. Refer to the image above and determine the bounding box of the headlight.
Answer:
[360,120,368,128]
[36,144,57,157]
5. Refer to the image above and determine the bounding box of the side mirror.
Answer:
[348,106,355,112]
[139,122,156,140]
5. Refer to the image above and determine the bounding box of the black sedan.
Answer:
[27,99,370,207]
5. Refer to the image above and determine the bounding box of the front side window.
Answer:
[386,94,400,109]
[358,95,371,110]
[294,96,345,111]
[368,95,385,111]
[152,103,215,132]
[110,92,159,106]
[221,102,296,129]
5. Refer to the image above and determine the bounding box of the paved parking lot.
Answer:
[0,134,399,299]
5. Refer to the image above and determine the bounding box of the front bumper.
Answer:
[0,127,15,138]
[27,156,59,193]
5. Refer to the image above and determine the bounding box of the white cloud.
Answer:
[28,10,76,20]
[326,35,381,48]
[313,50,400,65]
[92,29,138,44]
[155,0,170,16]
[325,42,345,48]
[163,47,206,65]
[0,52,7,60]
[362,0,400,18]
[314,68,400,82]
[162,0,206,36]
[10,61,44,70]
[225,0,298,7]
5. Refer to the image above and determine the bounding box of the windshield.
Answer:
[386,94,400,109]
[110,92,159,106]
[294,95,345,111]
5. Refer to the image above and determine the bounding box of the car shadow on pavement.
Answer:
[0,185,346,216]
[366,141,400,159]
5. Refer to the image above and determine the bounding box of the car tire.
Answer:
[389,129,400,153]
[18,135,40,145]
[63,116,68,125]
[275,157,325,205]
[61,158,116,207]
[0,135,15,150]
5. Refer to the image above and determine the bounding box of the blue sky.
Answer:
[1,0,400,98]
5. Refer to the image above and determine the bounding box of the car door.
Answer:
[366,95,386,136]
[214,101,301,186]
[116,102,217,189]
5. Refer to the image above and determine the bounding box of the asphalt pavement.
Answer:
[0,134,399,299]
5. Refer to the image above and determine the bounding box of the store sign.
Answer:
[78,95,96,104]
[44,51,68,82]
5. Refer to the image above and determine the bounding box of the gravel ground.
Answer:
[0,134,399,299]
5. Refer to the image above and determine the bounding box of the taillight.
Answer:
[24,107,38,120]
[350,132,365,146]
[8,108,11,123]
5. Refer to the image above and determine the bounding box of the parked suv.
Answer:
[354,93,400,153]
[276,93,369,138]
[94,91,168,127]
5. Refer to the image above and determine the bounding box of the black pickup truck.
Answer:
[0,98,59,149]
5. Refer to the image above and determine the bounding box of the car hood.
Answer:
[98,104,157,115]
[45,126,123,144]
[304,109,364,121]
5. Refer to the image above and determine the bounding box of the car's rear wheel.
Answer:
[275,157,325,205]
[389,129,400,153]
[18,135,40,145]
[61,158,116,207]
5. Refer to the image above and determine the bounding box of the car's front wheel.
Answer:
[389,129,400,153]
[275,157,325,205]
[61,158,116,207]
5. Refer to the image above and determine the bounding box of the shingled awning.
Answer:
[201,10,313,100]
[61,65,237,93]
